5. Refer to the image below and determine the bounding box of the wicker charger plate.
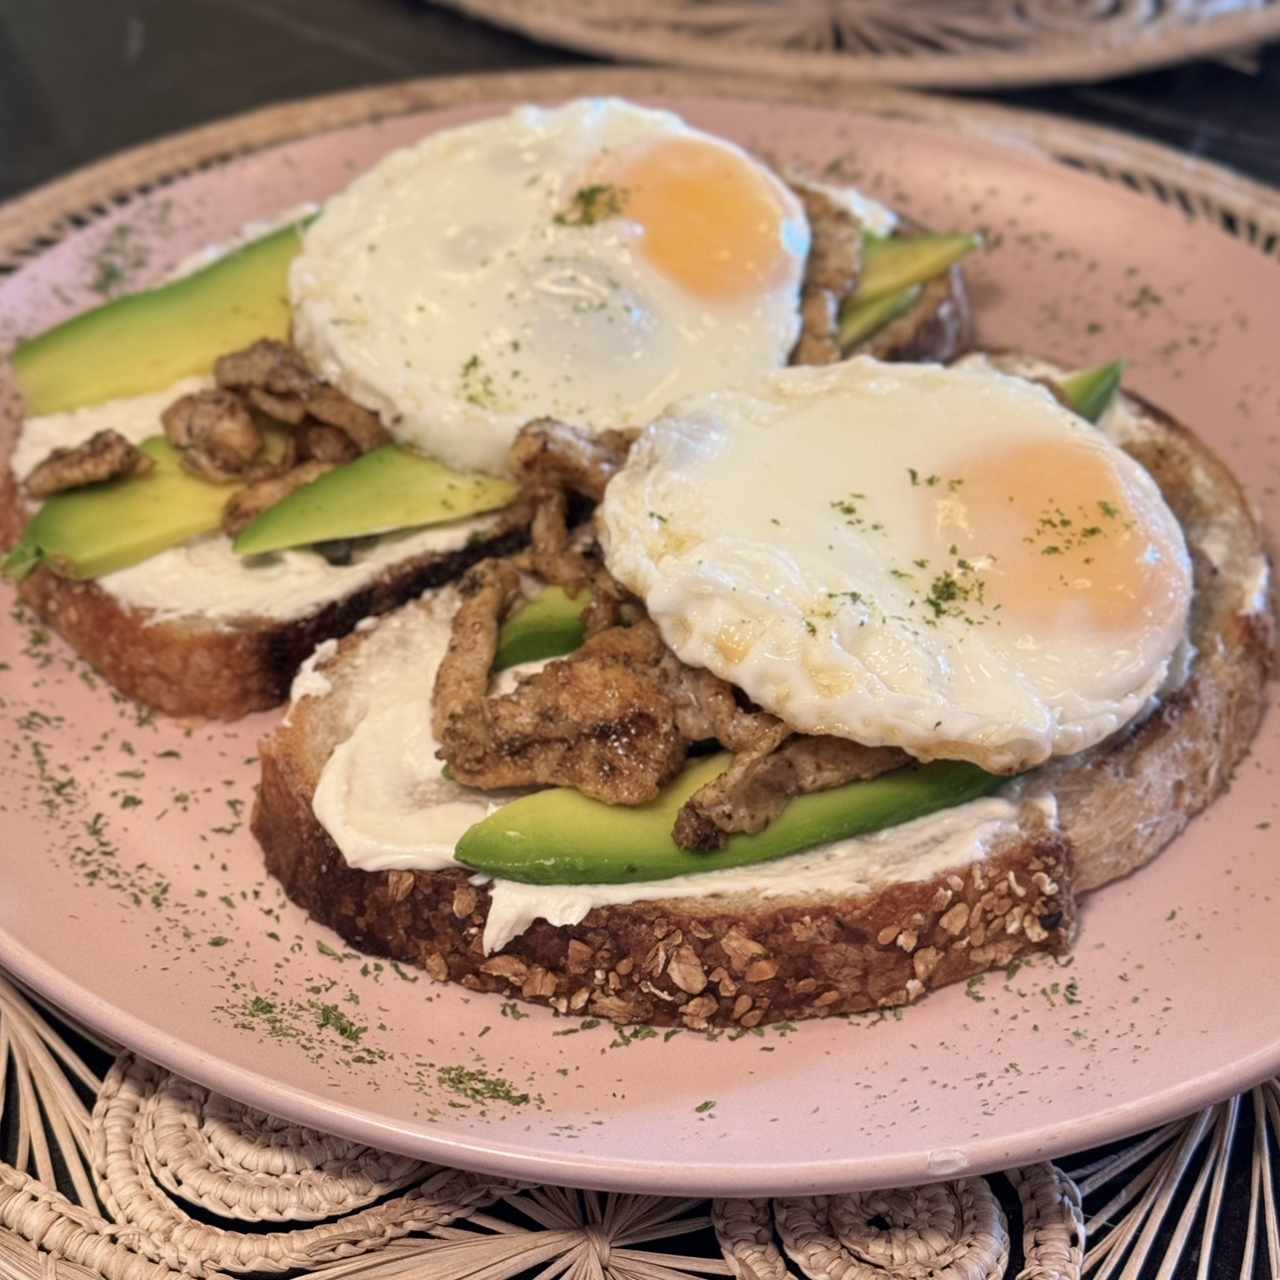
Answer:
[433,0,1280,88]
[0,70,1278,1205]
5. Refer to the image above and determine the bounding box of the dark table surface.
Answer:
[1,4,1276,1277]
[3,0,1280,203]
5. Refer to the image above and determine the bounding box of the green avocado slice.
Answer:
[837,282,923,353]
[854,232,981,306]
[494,587,590,672]
[12,222,304,417]
[455,757,1001,886]
[1057,360,1126,424]
[2,437,232,581]
[231,444,518,556]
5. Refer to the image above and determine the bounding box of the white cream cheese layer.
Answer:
[791,176,899,238]
[11,377,212,477]
[305,593,1045,954]
[16,381,498,624]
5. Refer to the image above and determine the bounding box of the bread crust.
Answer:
[14,529,524,720]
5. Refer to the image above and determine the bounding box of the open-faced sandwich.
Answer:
[254,353,1273,1028]
[1,98,978,718]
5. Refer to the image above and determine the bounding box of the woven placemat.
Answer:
[2,972,1276,1278]
[2,68,1279,1278]
[432,0,1280,89]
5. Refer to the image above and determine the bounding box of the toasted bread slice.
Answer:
[10,525,525,721]
[253,357,1270,1028]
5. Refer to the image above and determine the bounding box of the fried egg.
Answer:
[290,98,809,475]
[600,358,1193,774]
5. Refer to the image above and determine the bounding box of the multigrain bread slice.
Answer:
[252,357,1273,1028]
[256,592,1075,1029]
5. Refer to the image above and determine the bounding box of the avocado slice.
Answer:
[231,444,518,556]
[494,587,590,672]
[837,282,923,353]
[2,437,233,581]
[854,232,981,306]
[12,222,304,417]
[1057,360,1125,424]
[456,756,1001,885]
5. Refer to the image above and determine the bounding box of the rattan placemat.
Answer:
[432,1,1280,89]
[4,971,1277,1278]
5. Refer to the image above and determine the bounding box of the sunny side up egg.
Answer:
[290,98,810,476]
[600,358,1194,775]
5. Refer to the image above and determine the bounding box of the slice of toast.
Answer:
[252,356,1271,1027]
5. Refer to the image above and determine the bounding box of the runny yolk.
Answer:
[602,138,801,304]
[935,439,1188,638]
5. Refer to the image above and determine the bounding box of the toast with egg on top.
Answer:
[251,354,1273,1027]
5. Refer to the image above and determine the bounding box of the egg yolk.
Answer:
[935,438,1187,638]
[600,138,801,304]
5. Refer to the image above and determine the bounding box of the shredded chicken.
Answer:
[24,429,154,497]
[214,338,389,451]
[674,735,909,851]
[222,461,333,537]
[305,384,388,451]
[302,423,361,465]
[161,388,261,482]
[214,339,313,400]
[432,560,688,805]
[789,183,863,366]
[507,418,635,590]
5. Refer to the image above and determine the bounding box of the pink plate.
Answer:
[1,94,1277,1197]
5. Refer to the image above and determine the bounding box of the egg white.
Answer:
[600,358,1193,774]
[290,98,810,475]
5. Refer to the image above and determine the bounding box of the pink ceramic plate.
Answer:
[1,94,1277,1197]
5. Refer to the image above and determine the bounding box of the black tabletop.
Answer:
[1,5,1276,1278]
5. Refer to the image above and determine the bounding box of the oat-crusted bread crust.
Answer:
[253,359,1270,1028]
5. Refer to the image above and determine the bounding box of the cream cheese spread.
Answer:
[792,176,899,239]
[16,381,499,624]
[305,593,1049,954]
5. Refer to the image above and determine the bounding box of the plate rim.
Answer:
[5,927,1278,1196]
[435,1,1280,90]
